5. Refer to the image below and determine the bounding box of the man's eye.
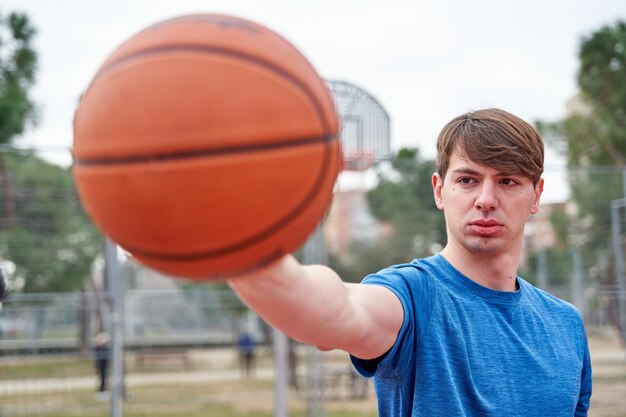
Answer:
[459,177,473,184]
[501,178,516,185]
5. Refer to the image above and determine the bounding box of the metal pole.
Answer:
[536,247,548,290]
[302,227,327,417]
[304,345,325,417]
[105,238,123,417]
[611,199,626,342]
[273,328,289,417]
[621,168,626,342]
[570,249,586,319]
[623,168,626,218]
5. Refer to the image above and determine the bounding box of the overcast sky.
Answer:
[3,0,626,202]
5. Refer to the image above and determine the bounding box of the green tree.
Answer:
[0,151,102,292]
[0,11,38,227]
[577,21,626,163]
[368,148,445,258]
[543,20,626,166]
[329,148,446,281]
[539,20,626,286]
[0,11,36,143]
[0,12,101,293]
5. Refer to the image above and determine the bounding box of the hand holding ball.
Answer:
[72,14,341,280]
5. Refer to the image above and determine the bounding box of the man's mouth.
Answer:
[468,220,503,236]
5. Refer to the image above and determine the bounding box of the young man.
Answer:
[228,108,592,416]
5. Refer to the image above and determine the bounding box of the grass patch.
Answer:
[25,407,374,417]
[0,376,378,417]
[0,356,93,379]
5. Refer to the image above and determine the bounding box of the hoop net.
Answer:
[327,80,391,172]
[342,150,376,171]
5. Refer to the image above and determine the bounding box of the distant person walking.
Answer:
[93,332,110,400]
[237,328,256,378]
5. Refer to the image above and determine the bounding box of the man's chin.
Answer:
[463,237,506,254]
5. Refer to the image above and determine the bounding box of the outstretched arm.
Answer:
[227,254,403,360]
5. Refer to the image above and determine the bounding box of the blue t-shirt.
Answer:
[351,254,592,417]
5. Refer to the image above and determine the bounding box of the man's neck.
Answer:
[439,246,520,292]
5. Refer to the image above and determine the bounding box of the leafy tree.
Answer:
[538,20,626,286]
[520,248,573,289]
[542,20,626,167]
[0,11,36,144]
[0,151,102,292]
[0,12,38,227]
[329,148,446,281]
[0,12,101,293]
[577,20,626,163]
[368,148,446,257]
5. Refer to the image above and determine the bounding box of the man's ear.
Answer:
[530,177,544,215]
[432,172,444,211]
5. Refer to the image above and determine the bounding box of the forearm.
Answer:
[227,254,356,350]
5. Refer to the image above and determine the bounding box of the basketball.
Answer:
[72,14,341,280]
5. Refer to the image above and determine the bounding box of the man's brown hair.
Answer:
[436,108,544,186]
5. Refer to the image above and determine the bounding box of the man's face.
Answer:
[432,150,543,257]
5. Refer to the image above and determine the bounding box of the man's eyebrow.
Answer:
[451,167,520,177]
[450,167,481,176]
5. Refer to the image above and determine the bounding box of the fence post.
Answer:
[536,247,548,291]
[105,238,123,417]
[274,328,289,417]
[570,249,586,319]
[302,227,327,417]
[611,198,626,343]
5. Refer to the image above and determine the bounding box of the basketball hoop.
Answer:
[342,150,375,171]
[327,80,391,172]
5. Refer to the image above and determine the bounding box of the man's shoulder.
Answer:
[366,255,441,282]
[520,279,583,319]
[358,256,447,306]
[386,254,443,274]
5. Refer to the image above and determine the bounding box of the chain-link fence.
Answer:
[1,143,626,416]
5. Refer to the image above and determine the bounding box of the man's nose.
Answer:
[475,182,498,211]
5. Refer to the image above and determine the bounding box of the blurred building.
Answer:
[323,187,386,256]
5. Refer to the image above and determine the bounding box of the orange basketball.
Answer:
[72,14,341,280]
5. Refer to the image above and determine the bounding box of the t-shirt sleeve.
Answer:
[575,329,592,416]
[350,264,434,378]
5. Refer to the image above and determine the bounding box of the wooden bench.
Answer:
[135,349,191,368]
[294,365,370,400]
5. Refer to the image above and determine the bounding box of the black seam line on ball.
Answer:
[114,142,336,262]
[88,44,334,133]
[73,134,338,166]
